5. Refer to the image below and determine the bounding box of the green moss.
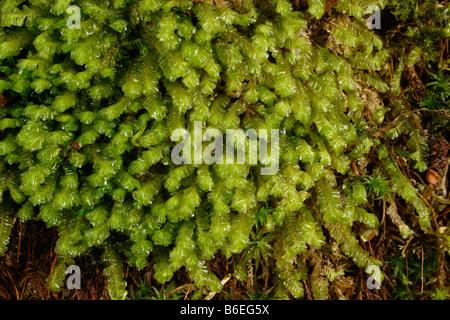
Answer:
[0,0,448,299]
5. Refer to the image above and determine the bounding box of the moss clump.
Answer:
[0,0,448,299]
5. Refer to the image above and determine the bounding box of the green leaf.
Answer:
[133,178,162,206]
[0,199,14,255]
[308,0,326,19]
[102,243,128,300]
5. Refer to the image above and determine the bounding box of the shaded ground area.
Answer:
[0,220,109,300]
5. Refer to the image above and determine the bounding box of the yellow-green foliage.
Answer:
[0,0,447,299]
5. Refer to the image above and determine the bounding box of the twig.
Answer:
[184,284,193,300]
[440,39,449,61]
[405,252,410,298]
[47,253,58,298]
[401,237,414,257]
[388,58,393,84]
[4,268,19,300]
[204,273,232,300]
[168,283,197,297]
[382,197,386,240]
[412,108,450,117]
[421,247,424,294]
[16,220,21,266]
[74,287,80,300]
